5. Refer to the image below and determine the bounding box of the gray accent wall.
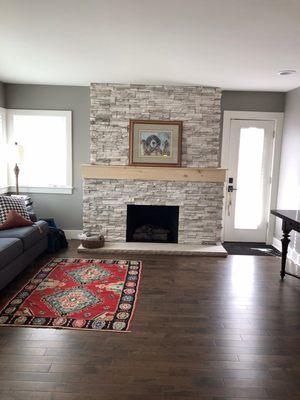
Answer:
[220,91,285,165]
[5,84,90,230]
[222,91,285,112]
[3,85,286,231]
[0,83,5,107]
[275,87,300,254]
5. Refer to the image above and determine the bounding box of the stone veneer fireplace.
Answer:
[83,83,225,245]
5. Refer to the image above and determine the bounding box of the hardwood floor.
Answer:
[0,240,300,399]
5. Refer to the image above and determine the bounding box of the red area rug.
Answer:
[0,258,142,332]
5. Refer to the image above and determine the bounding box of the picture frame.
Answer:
[129,119,182,167]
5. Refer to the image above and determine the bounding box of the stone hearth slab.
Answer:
[77,242,227,257]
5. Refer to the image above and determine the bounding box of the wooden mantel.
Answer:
[81,165,226,183]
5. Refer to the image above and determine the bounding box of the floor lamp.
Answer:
[11,142,24,195]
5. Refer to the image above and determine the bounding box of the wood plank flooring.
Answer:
[0,240,300,399]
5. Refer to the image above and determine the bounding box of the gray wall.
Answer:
[221,91,285,112]
[5,84,90,230]
[220,91,285,166]
[3,85,286,231]
[275,87,300,254]
[0,83,5,107]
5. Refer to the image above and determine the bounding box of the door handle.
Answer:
[228,177,237,193]
[228,185,238,193]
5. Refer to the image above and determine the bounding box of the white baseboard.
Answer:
[64,230,82,240]
[272,237,300,266]
[288,246,300,266]
[272,237,281,251]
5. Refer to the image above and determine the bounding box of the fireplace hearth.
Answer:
[126,205,179,243]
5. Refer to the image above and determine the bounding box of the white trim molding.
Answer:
[0,107,8,189]
[272,237,282,252]
[273,237,300,266]
[221,111,284,244]
[0,187,8,195]
[64,230,82,240]
[0,186,73,194]
[13,186,73,194]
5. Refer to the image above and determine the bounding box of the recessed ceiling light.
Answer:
[278,69,296,76]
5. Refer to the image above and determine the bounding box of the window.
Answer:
[6,110,72,194]
[0,108,8,192]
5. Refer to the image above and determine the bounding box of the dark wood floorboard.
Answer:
[0,240,300,399]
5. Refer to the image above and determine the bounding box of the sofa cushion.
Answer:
[0,195,30,225]
[0,210,34,230]
[0,220,49,251]
[0,238,23,271]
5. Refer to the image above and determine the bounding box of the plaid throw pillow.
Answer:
[0,195,30,225]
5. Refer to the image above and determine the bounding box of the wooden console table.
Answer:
[271,209,300,280]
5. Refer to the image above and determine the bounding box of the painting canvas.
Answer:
[140,131,172,157]
[129,120,182,166]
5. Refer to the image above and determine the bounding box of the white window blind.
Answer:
[7,110,72,194]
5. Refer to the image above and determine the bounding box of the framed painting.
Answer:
[129,120,182,167]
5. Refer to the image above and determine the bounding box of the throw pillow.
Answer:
[0,195,30,225]
[0,210,33,230]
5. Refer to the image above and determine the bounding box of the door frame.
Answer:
[221,111,284,244]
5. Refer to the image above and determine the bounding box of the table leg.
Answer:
[280,224,291,280]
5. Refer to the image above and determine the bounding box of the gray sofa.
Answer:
[0,220,49,290]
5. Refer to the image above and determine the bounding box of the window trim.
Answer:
[2,186,73,195]
[6,109,73,194]
[0,107,8,192]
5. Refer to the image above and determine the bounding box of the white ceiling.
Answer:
[0,0,300,91]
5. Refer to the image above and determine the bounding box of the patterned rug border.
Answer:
[0,257,142,333]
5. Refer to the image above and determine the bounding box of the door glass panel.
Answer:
[234,127,265,229]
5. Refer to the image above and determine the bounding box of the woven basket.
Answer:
[81,235,105,249]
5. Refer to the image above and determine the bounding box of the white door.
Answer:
[224,119,275,242]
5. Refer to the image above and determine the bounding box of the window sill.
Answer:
[0,187,9,195]
[3,186,74,195]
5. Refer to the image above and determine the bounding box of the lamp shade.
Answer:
[9,142,24,164]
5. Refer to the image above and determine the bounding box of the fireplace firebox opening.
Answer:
[126,205,179,243]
